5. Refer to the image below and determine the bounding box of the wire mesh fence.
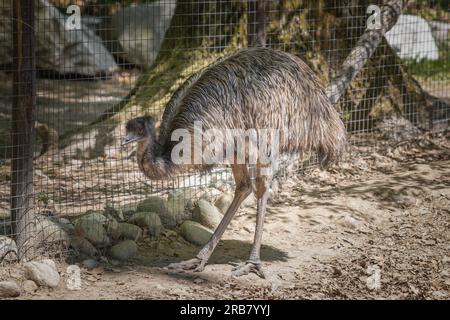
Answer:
[0,0,449,262]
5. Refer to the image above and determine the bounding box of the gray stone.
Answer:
[82,259,99,270]
[167,189,195,213]
[0,0,118,76]
[385,14,439,61]
[108,240,137,261]
[22,280,38,293]
[0,280,21,298]
[33,215,70,245]
[137,196,177,229]
[0,236,18,262]
[214,193,234,214]
[109,223,142,241]
[24,259,60,288]
[75,211,109,226]
[193,199,222,229]
[104,1,176,68]
[74,213,110,247]
[69,236,98,257]
[104,206,124,222]
[180,221,213,246]
[128,212,163,237]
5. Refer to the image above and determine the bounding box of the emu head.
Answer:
[122,116,156,146]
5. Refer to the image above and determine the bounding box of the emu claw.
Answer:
[230,261,266,279]
[166,258,206,272]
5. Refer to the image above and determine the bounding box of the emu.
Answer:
[122,47,346,278]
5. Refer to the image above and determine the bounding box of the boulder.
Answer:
[214,193,234,214]
[21,280,38,294]
[73,212,110,247]
[24,259,60,288]
[192,199,222,229]
[104,206,124,222]
[74,220,110,247]
[75,211,109,225]
[0,280,21,298]
[128,212,163,237]
[0,236,18,262]
[166,190,194,224]
[0,0,118,76]
[33,215,70,245]
[137,196,177,229]
[108,223,142,242]
[103,1,176,67]
[108,240,137,261]
[82,258,99,270]
[385,14,439,61]
[180,221,213,246]
[69,236,98,257]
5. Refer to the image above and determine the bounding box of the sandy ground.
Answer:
[2,133,448,300]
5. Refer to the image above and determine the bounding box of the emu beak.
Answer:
[121,133,140,146]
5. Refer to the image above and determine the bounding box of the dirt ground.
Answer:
[1,132,449,300]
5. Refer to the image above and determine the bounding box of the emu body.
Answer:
[123,47,346,277]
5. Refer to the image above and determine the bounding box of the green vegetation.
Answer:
[404,50,450,80]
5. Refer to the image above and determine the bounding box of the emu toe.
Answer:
[166,258,206,272]
[231,261,266,279]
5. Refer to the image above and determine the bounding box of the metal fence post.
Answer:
[11,0,36,260]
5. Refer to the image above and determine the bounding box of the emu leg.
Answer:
[232,166,271,278]
[167,165,251,272]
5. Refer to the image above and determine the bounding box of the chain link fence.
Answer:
[0,0,448,262]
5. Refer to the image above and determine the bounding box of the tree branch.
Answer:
[326,0,408,104]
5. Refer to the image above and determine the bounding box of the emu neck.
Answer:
[136,135,178,179]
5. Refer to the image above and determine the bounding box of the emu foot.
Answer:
[166,258,207,273]
[231,261,266,279]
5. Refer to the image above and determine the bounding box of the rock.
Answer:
[167,189,195,212]
[0,236,18,262]
[0,280,21,298]
[192,199,222,229]
[24,259,60,288]
[0,0,118,76]
[108,240,137,261]
[75,211,109,226]
[33,215,70,245]
[214,193,234,214]
[73,213,110,247]
[104,206,124,222]
[128,212,163,237]
[22,280,38,294]
[103,1,176,68]
[69,236,98,257]
[166,190,194,224]
[65,265,81,290]
[109,223,142,241]
[385,14,439,61]
[82,259,99,270]
[180,221,213,246]
[137,196,177,229]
